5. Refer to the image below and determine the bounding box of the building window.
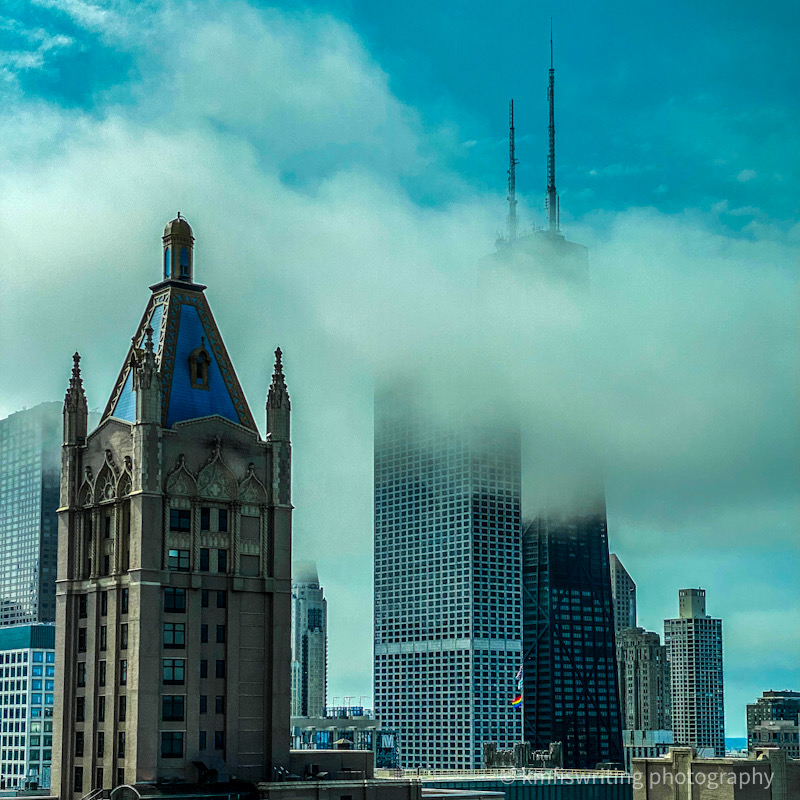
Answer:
[216,625,226,644]
[199,731,207,750]
[120,623,128,650]
[99,625,107,651]
[76,697,85,722]
[98,661,106,687]
[199,549,210,572]
[179,247,189,277]
[188,344,210,389]
[163,659,185,685]
[78,628,87,653]
[161,732,184,759]
[96,767,104,789]
[217,549,227,573]
[201,590,209,608]
[216,591,226,609]
[74,767,83,794]
[119,660,127,686]
[97,696,106,722]
[162,695,185,722]
[104,515,111,539]
[121,588,129,614]
[101,591,108,615]
[215,660,225,679]
[97,732,105,758]
[163,623,186,649]
[168,549,190,572]
[164,588,186,613]
[164,246,171,278]
[199,695,207,714]
[78,595,88,619]
[119,696,126,722]
[214,731,225,750]
[200,625,208,644]
[169,509,191,532]
[200,660,208,679]
[75,731,84,757]
[200,507,211,531]
[77,662,86,688]
[215,696,225,715]
[117,768,124,787]
[118,731,126,758]
[218,509,228,532]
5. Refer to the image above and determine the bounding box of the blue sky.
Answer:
[1,0,798,739]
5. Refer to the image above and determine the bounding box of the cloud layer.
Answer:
[1,0,797,736]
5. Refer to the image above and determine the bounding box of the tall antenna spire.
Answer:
[546,19,559,233]
[507,99,519,241]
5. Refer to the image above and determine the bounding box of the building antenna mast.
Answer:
[507,99,519,241]
[546,19,559,233]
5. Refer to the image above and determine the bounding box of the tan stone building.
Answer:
[51,216,293,797]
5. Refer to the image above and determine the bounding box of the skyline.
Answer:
[1,0,798,740]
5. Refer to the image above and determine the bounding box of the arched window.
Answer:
[164,247,171,278]
[188,342,210,391]
[180,247,190,279]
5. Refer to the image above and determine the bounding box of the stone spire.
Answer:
[63,351,88,445]
[133,324,161,424]
[266,347,290,441]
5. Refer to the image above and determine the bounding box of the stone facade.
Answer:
[51,217,293,797]
[609,554,636,635]
[616,627,671,732]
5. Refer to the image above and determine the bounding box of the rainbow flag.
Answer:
[511,694,523,707]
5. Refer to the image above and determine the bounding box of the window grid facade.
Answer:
[0,626,56,790]
[0,404,62,627]
[374,391,522,769]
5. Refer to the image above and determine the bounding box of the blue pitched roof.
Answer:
[103,285,257,431]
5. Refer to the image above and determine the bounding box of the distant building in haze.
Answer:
[609,554,636,634]
[616,627,671,732]
[0,403,62,627]
[664,588,725,757]
[291,561,327,718]
[747,690,800,755]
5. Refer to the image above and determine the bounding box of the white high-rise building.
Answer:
[664,588,724,757]
[291,562,327,717]
[0,624,56,790]
[609,554,636,634]
[374,389,522,769]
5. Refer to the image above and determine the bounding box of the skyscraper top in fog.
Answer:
[0,403,62,626]
[610,554,637,634]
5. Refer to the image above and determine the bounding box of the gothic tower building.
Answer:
[52,216,292,797]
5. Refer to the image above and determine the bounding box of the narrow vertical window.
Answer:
[179,247,189,278]
[164,247,171,278]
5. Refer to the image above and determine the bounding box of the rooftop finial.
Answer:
[546,19,559,233]
[507,99,519,242]
[177,211,181,220]
[144,325,154,354]
[274,347,283,374]
[70,352,83,389]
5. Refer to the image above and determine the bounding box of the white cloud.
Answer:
[0,0,797,717]
[737,168,757,182]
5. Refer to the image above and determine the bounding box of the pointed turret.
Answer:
[162,212,195,283]
[63,352,88,446]
[266,347,291,442]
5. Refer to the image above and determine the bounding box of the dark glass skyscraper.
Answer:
[374,388,522,769]
[522,509,623,768]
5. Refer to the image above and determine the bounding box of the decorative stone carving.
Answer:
[238,463,267,504]
[196,438,236,500]
[165,454,197,497]
[95,465,116,503]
